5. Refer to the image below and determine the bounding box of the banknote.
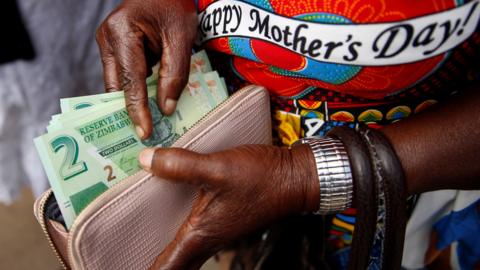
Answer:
[189,72,218,110]
[190,50,212,73]
[35,93,206,228]
[51,73,220,134]
[60,84,157,114]
[204,72,229,104]
[146,50,212,86]
[50,73,219,139]
[60,91,124,113]
[49,99,125,132]
[35,50,228,229]
[35,102,144,228]
[60,50,213,114]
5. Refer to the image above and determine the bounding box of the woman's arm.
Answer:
[381,83,480,195]
[139,84,480,269]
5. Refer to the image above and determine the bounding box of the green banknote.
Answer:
[190,50,213,73]
[35,102,144,229]
[60,91,124,113]
[188,72,217,110]
[60,50,213,114]
[59,84,157,114]
[50,100,124,132]
[51,72,221,133]
[145,50,212,87]
[35,50,227,229]
[204,72,229,104]
[35,93,207,228]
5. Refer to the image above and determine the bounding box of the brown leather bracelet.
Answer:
[327,127,377,270]
[358,126,407,270]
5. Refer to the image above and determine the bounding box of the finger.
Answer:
[96,27,121,92]
[110,25,152,139]
[138,148,226,186]
[157,33,193,115]
[149,214,217,270]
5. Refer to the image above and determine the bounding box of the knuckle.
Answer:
[123,79,144,97]
[125,96,147,115]
[96,10,130,46]
[120,66,144,88]
[100,54,115,66]
[154,149,181,174]
[105,86,119,93]
[206,154,230,182]
[104,11,125,31]
[120,70,134,89]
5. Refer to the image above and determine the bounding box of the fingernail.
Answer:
[164,98,177,115]
[135,125,146,139]
[139,148,155,172]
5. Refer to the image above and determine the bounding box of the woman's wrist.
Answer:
[287,144,321,213]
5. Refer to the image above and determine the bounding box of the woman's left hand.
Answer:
[138,144,319,270]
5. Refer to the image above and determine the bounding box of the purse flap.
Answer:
[69,85,272,270]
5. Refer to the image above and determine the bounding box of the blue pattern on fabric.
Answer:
[433,199,480,270]
[228,37,260,62]
[239,0,274,11]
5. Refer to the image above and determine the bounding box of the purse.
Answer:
[33,85,272,270]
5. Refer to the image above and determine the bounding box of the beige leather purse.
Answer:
[33,85,272,270]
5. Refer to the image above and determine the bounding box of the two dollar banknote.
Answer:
[34,51,229,229]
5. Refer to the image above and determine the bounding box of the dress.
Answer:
[198,0,480,268]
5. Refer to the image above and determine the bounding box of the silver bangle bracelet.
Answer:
[296,136,354,214]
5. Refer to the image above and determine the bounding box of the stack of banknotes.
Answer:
[34,51,229,229]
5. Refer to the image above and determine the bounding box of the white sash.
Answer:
[198,0,480,66]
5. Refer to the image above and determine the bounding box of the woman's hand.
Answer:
[96,0,197,139]
[138,144,319,270]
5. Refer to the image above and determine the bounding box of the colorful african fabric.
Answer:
[198,0,480,269]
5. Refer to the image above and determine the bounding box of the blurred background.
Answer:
[0,188,61,269]
[0,0,121,269]
[0,1,226,269]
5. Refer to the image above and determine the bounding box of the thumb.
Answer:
[139,148,224,186]
[157,34,193,116]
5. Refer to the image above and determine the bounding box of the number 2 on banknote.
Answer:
[103,165,116,182]
[50,136,88,181]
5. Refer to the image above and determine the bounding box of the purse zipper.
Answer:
[67,85,258,234]
[37,189,69,269]
[65,85,262,267]
[174,85,258,146]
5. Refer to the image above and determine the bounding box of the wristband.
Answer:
[295,136,353,214]
[357,126,407,270]
[327,126,377,270]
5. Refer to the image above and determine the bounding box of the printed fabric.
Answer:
[199,0,480,269]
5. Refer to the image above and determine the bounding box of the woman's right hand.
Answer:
[138,144,320,270]
[96,0,197,139]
